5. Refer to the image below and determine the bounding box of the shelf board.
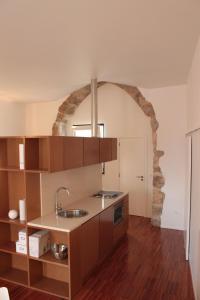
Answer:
[0,167,25,172]
[0,241,27,257]
[29,251,68,268]
[25,169,49,173]
[0,268,28,287]
[31,277,69,299]
[0,217,26,227]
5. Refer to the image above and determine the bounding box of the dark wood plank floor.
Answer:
[0,216,194,300]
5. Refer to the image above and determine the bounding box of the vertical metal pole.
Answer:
[91,78,98,137]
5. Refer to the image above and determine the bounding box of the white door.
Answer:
[119,137,147,217]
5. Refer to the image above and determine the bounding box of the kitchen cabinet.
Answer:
[83,137,100,166]
[111,138,117,160]
[1,136,117,174]
[99,206,114,261]
[63,137,83,170]
[49,136,64,172]
[25,136,83,172]
[80,215,99,281]
[100,138,117,162]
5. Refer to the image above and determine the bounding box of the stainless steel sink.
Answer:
[58,209,88,218]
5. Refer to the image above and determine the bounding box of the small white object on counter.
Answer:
[19,199,26,221]
[18,228,26,245]
[16,240,27,254]
[29,230,50,258]
[19,144,24,170]
[8,210,18,220]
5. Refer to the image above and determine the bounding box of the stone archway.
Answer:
[52,82,165,227]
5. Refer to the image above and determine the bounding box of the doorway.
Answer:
[119,137,148,217]
[102,136,150,218]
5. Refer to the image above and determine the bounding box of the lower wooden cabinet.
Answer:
[99,206,114,261]
[80,215,99,280]
[79,195,129,284]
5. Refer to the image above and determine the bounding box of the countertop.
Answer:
[27,192,128,232]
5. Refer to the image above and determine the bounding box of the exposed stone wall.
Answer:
[52,82,165,227]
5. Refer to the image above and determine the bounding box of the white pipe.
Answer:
[91,78,98,137]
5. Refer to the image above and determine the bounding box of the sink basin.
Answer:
[58,209,88,218]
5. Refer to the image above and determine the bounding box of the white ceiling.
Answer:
[0,0,200,102]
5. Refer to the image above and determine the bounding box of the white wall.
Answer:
[142,85,187,230]
[0,101,26,136]
[187,37,200,133]
[25,99,63,135]
[187,36,200,299]
[41,164,102,216]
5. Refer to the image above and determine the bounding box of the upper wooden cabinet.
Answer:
[83,137,100,166]
[63,137,83,170]
[100,138,117,162]
[25,136,84,172]
[49,136,64,172]
[111,138,117,160]
[0,136,117,174]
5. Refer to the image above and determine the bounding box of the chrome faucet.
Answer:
[55,187,70,215]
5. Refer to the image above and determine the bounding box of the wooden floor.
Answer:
[0,216,194,300]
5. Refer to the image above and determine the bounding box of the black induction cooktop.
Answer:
[92,191,123,199]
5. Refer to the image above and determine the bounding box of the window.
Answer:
[72,124,104,138]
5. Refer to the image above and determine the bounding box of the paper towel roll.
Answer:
[19,199,26,221]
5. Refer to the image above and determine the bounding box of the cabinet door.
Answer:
[100,138,112,162]
[99,206,114,261]
[63,137,83,170]
[83,138,100,166]
[80,215,99,281]
[49,137,64,172]
[100,138,117,162]
[111,138,117,160]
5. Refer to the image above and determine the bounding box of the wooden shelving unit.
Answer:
[28,226,69,268]
[0,241,25,256]
[29,250,68,267]
[0,137,25,170]
[0,267,28,286]
[0,217,26,226]
[0,252,28,287]
[29,259,69,299]
[0,136,70,298]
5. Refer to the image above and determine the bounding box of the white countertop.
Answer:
[27,192,128,233]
